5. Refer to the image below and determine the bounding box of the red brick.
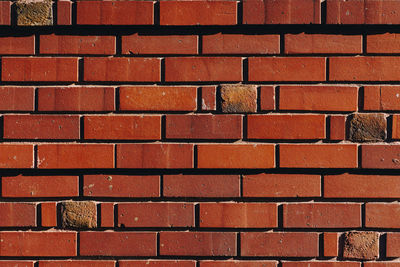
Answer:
[119,86,197,111]
[118,203,194,227]
[4,115,80,140]
[201,86,216,111]
[247,114,325,139]
[201,261,277,267]
[279,85,358,111]
[203,33,279,54]
[200,203,277,228]
[330,115,346,140]
[83,175,159,198]
[243,0,320,24]
[330,57,400,81]
[0,262,33,267]
[164,174,240,198]
[283,203,361,228]
[260,86,275,111]
[119,261,195,267]
[0,144,33,168]
[100,203,114,228]
[165,57,242,82]
[57,1,71,25]
[241,232,319,257]
[367,33,400,53]
[160,1,236,25]
[386,233,400,257]
[2,175,78,198]
[84,57,160,82]
[362,145,400,169]
[248,57,325,81]
[40,35,115,55]
[285,33,362,54]
[324,174,400,198]
[122,34,197,55]
[39,261,115,267]
[0,203,36,227]
[38,87,115,112]
[324,233,339,257]
[0,36,34,54]
[0,87,34,111]
[2,57,78,82]
[0,232,76,256]
[84,115,161,140]
[283,263,360,267]
[37,144,114,169]
[160,232,236,256]
[77,1,153,25]
[80,232,156,256]
[197,144,275,169]
[166,115,242,140]
[0,1,10,25]
[365,203,400,228]
[365,263,400,267]
[280,144,358,168]
[392,115,400,139]
[243,174,321,198]
[117,144,193,169]
[364,86,400,111]
[41,202,57,227]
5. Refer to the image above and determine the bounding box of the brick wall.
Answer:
[0,0,400,266]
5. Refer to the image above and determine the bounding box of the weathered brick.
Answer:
[61,201,97,229]
[220,85,257,113]
[343,232,379,260]
[0,144,34,168]
[348,113,387,142]
[16,0,52,26]
[201,86,216,111]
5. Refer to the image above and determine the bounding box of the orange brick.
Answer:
[100,203,114,228]
[324,233,339,257]
[41,202,57,227]
[0,36,34,54]
[329,115,346,140]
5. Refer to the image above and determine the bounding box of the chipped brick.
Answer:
[61,201,97,229]
[220,84,257,113]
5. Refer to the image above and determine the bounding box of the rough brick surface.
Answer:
[220,85,257,113]
[343,232,379,260]
[348,113,387,142]
[61,201,97,229]
[16,0,52,26]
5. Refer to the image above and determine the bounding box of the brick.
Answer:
[84,115,161,140]
[329,115,346,140]
[201,261,277,267]
[220,85,257,113]
[0,144,33,168]
[0,87,34,111]
[285,33,362,54]
[0,1,10,25]
[325,174,400,198]
[117,144,193,169]
[392,115,400,139]
[0,262,33,267]
[367,33,400,53]
[2,175,78,198]
[197,144,275,169]
[348,113,386,142]
[324,233,339,257]
[100,203,114,228]
[201,86,216,111]
[41,202,57,227]
[248,57,325,81]
[4,115,80,140]
[260,86,275,111]
[163,174,240,198]
[165,57,242,82]
[119,261,195,267]
[61,201,97,229]
[57,1,71,25]
[364,86,400,111]
[0,203,36,227]
[343,231,379,260]
[243,0,320,24]
[84,57,160,82]
[80,232,156,256]
[159,232,236,256]
[160,1,236,25]
[122,34,198,55]
[40,35,116,55]
[119,86,197,111]
[2,57,78,82]
[247,114,325,140]
[362,145,400,169]
[203,33,280,54]
[283,203,361,228]
[241,232,319,257]
[83,175,159,198]
[366,203,400,228]
[387,233,400,257]
[118,203,194,227]
[282,263,360,267]
[365,263,400,267]
[165,115,242,140]
[39,261,115,267]
[0,232,76,256]
[243,174,321,198]
[330,57,400,81]
[37,144,114,169]
[279,85,358,111]
[16,0,52,26]
[38,87,115,112]
[200,203,277,228]
[280,144,358,168]
[0,36,34,55]
[77,1,153,25]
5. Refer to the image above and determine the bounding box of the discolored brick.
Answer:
[343,232,379,260]
[61,201,97,229]
[16,0,53,26]
[348,114,386,142]
[220,85,257,113]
